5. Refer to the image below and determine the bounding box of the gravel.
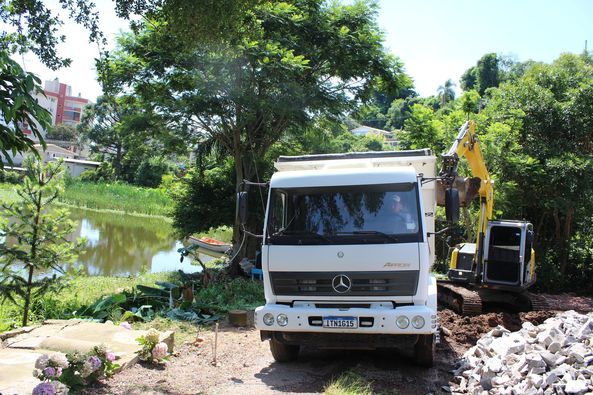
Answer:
[451,310,593,394]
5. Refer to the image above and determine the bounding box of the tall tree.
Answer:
[78,95,183,180]
[437,79,456,106]
[398,104,444,154]
[460,53,500,95]
[100,0,405,259]
[0,157,83,326]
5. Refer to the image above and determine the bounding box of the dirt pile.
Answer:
[439,309,555,347]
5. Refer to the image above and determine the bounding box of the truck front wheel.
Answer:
[414,334,434,367]
[269,338,299,362]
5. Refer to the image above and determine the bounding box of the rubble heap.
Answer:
[451,311,593,394]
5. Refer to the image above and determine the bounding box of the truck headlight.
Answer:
[263,313,274,326]
[411,315,425,329]
[277,313,288,327]
[396,315,409,329]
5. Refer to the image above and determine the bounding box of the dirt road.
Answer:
[83,308,562,395]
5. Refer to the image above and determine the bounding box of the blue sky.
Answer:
[18,0,593,101]
[378,0,593,96]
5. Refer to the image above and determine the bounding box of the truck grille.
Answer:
[269,271,419,296]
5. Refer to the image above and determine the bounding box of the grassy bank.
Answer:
[0,272,177,331]
[0,271,265,333]
[61,180,173,216]
[1,181,173,216]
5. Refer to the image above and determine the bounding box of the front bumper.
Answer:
[254,303,437,335]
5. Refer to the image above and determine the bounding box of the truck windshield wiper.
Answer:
[273,230,331,242]
[337,231,399,243]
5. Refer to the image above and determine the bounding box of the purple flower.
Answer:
[32,382,56,395]
[89,355,102,370]
[42,367,56,377]
[106,352,116,362]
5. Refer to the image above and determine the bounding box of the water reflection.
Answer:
[68,208,210,276]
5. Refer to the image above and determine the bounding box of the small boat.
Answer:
[188,236,232,253]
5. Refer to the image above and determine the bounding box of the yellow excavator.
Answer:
[435,121,545,314]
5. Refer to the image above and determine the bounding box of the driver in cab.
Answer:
[391,194,417,233]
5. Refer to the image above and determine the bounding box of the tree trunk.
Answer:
[22,265,35,326]
[114,144,123,179]
[230,128,244,276]
[559,207,574,275]
[23,189,42,326]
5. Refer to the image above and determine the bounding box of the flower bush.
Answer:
[136,328,169,363]
[32,345,119,392]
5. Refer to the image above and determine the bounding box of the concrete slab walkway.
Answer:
[0,320,173,395]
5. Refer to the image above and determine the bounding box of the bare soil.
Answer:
[83,293,591,395]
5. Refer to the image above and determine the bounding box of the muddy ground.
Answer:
[84,294,590,395]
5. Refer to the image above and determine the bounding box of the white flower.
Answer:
[81,361,93,378]
[151,342,168,361]
[48,353,69,369]
[35,354,49,369]
[145,328,160,344]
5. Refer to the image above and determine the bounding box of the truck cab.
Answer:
[253,150,439,366]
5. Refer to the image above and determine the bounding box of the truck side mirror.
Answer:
[237,192,248,225]
[445,188,460,223]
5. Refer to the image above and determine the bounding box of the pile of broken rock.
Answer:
[450,310,593,394]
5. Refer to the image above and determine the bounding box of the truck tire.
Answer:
[269,338,299,362]
[414,334,434,367]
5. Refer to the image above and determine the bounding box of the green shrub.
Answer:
[134,157,173,188]
[0,170,22,184]
[79,162,115,182]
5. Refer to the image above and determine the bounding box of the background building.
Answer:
[22,78,90,141]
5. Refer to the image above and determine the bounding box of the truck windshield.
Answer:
[266,183,422,245]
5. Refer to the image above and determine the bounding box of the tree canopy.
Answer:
[100,0,408,253]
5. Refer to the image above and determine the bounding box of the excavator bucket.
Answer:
[436,176,481,207]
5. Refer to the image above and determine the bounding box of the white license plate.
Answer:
[322,316,358,328]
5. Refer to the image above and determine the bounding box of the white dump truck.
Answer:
[245,150,439,366]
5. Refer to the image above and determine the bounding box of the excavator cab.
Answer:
[448,220,536,291]
[482,220,536,290]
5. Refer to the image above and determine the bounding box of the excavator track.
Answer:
[524,292,550,311]
[437,281,483,315]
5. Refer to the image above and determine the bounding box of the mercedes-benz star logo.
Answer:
[332,274,352,293]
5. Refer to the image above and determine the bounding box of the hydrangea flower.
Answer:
[81,361,94,378]
[32,382,56,395]
[48,353,69,368]
[43,367,56,378]
[35,354,50,370]
[106,352,116,362]
[88,355,102,371]
[152,342,168,361]
[146,328,160,344]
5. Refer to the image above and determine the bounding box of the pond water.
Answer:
[67,208,215,276]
